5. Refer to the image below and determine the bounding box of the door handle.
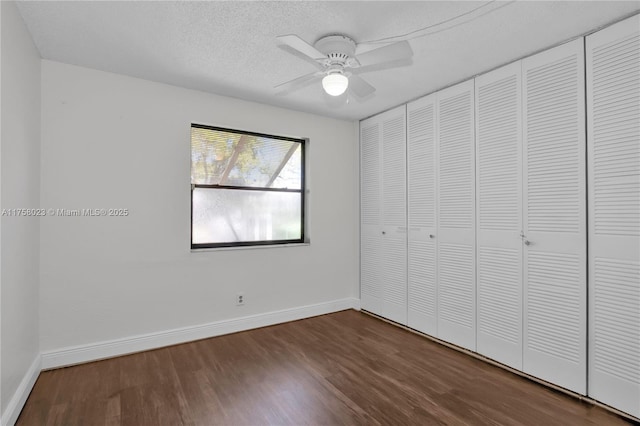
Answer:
[524,240,531,246]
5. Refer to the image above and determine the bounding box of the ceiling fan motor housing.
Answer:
[315,35,357,67]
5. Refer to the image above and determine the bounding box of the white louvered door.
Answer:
[407,94,438,335]
[522,39,587,394]
[436,80,476,350]
[380,106,408,325]
[361,107,408,324]
[360,117,384,316]
[586,14,640,418]
[475,62,523,369]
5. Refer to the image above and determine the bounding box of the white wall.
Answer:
[0,0,41,417]
[40,60,359,353]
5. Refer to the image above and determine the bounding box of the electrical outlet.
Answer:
[236,293,244,306]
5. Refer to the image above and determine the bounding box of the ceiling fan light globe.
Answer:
[322,73,349,96]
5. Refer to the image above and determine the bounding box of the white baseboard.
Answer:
[2,354,41,426]
[351,297,361,310]
[41,297,360,370]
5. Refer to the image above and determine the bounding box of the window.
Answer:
[191,124,305,249]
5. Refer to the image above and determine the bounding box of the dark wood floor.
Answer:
[18,310,632,425]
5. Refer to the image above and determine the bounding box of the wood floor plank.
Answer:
[17,310,634,425]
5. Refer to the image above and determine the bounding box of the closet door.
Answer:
[475,62,523,369]
[407,94,438,335]
[360,116,384,316]
[522,39,587,394]
[360,106,408,325]
[437,80,476,350]
[380,106,408,325]
[587,14,640,418]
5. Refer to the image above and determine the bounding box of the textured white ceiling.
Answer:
[16,1,640,121]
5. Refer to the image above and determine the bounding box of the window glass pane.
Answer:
[191,127,301,189]
[191,127,240,185]
[272,145,302,189]
[225,137,299,188]
[192,188,302,245]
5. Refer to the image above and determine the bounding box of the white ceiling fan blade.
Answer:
[355,40,413,67]
[274,71,323,95]
[353,57,413,75]
[276,35,326,61]
[277,44,325,70]
[349,74,376,98]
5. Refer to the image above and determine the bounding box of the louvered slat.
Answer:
[592,33,640,237]
[438,243,474,328]
[408,102,436,229]
[361,234,383,299]
[587,14,640,419]
[527,251,582,362]
[526,55,581,233]
[383,114,407,229]
[408,239,436,321]
[439,90,474,229]
[384,234,408,323]
[593,258,640,382]
[478,247,521,343]
[477,75,520,230]
[361,124,380,226]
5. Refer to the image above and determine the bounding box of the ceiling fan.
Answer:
[275,34,413,98]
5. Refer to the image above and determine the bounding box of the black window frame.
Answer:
[190,123,306,249]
